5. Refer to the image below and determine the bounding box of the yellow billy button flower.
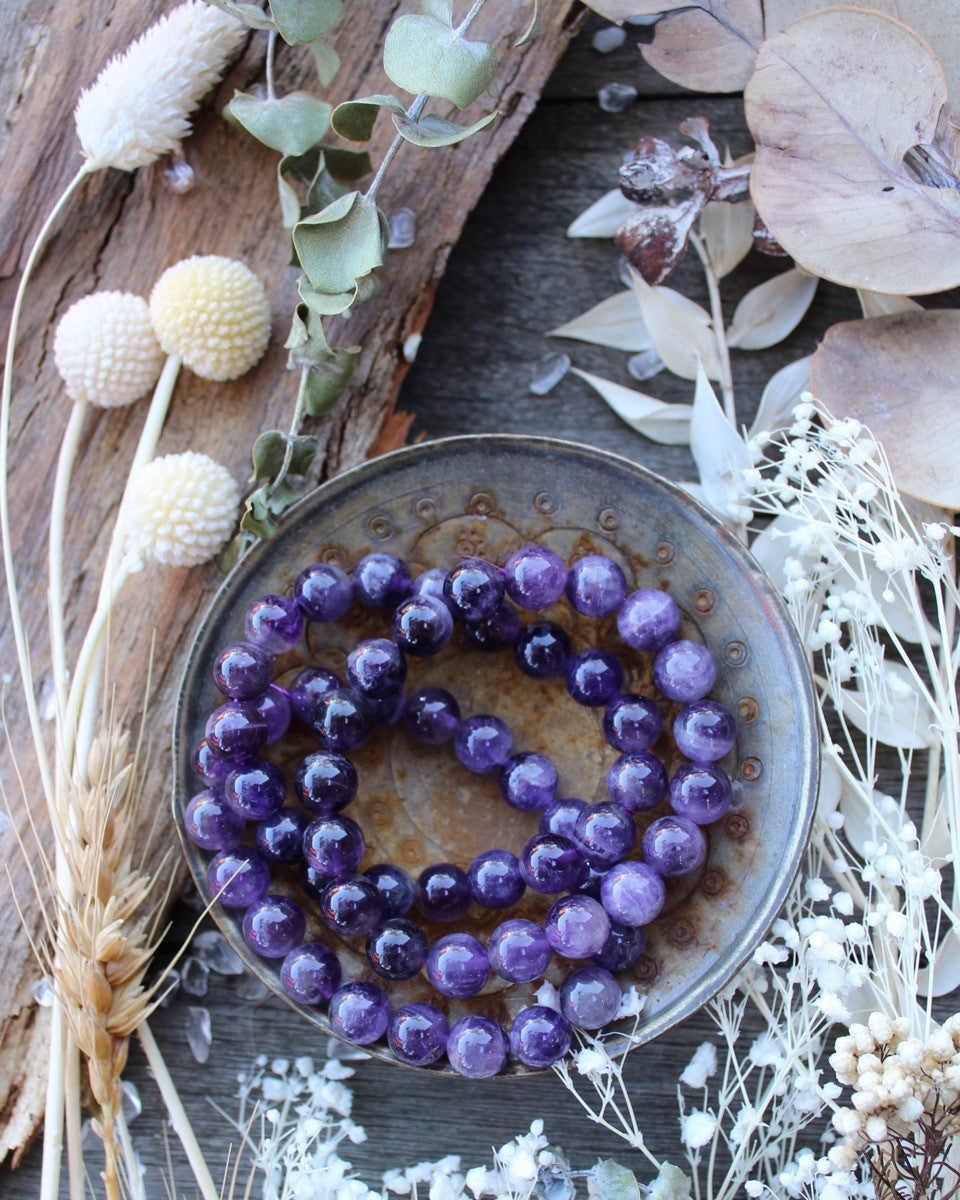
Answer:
[53,292,165,407]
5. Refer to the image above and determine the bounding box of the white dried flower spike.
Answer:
[53,292,165,407]
[75,1,243,172]
[150,256,271,381]
[125,450,239,567]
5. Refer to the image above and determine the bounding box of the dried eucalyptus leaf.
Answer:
[642,1,761,94]
[573,369,692,445]
[276,160,302,227]
[549,291,652,352]
[748,354,810,441]
[227,91,332,157]
[836,663,934,751]
[269,0,341,44]
[383,11,498,109]
[393,109,498,147]
[332,95,406,142]
[206,0,275,30]
[250,430,318,482]
[631,271,720,381]
[857,290,922,318]
[321,146,373,182]
[745,8,960,294]
[592,1159,641,1200]
[303,346,360,416]
[917,930,960,998]
[699,197,754,279]
[726,267,818,351]
[809,311,960,508]
[515,0,540,46]
[690,364,751,520]
[293,191,386,297]
[567,188,638,239]
[308,40,340,87]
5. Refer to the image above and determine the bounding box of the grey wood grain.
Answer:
[2,14,854,1198]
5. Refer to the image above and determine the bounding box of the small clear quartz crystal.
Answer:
[627,349,665,381]
[121,1080,142,1122]
[158,968,180,1007]
[529,351,570,396]
[192,929,244,975]
[32,977,54,1007]
[235,972,270,1002]
[180,956,210,997]
[388,208,416,249]
[186,1005,212,1064]
[592,26,626,53]
[598,83,638,113]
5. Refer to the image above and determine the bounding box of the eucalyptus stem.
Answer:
[690,230,736,425]
[365,94,427,203]
[269,366,309,496]
[265,28,277,101]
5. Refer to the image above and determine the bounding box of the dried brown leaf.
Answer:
[642,1,762,93]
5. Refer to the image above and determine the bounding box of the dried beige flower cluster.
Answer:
[53,292,164,407]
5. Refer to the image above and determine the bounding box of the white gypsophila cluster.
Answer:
[74,1,244,171]
[149,255,271,381]
[124,450,239,567]
[53,291,165,406]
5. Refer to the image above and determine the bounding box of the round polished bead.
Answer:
[488,918,551,983]
[425,933,490,998]
[560,966,621,1030]
[443,558,504,622]
[191,737,231,791]
[392,595,454,657]
[603,694,663,753]
[673,701,736,763]
[303,814,365,877]
[654,639,717,702]
[545,894,610,959]
[600,860,666,926]
[509,1005,571,1067]
[576,863,607,899]
[244,594,304,654]
[468,849,524,909]
[209,848,270,909]
[504,545,568,610]
[312,687,373,753]
[353,552,412,610]
[500,752,558,812]
[205,701,267,762]
[365,690,407,727]
[411,567,454,610]
[346,638,406,700]
[289,667,341,724]
[281,942,341,1006]
[402,686,461,745]
[256,806,308,864]
[574,802,636,866]
[463,600,521,652]
[669,762,733,825]
[416,863,472,923]
[242,894,305,957]
[329,981,390,1044]
[366,918,428,980]
[539,797,588,841]
[255,684,292,744]
[224,760,286,820]
[389,1003,449,1066]
[607,752,668,814]
[447,1015,508,1079]
[566,555,627,617]
[213,642,272,700]
[618,588,681,652]
[296,751,358,815]
[520,833,585,894]
[364,863,414,918]
[642,815,708,877]
[321,875,384,936]
[454,714,513,773]
[295,562,352,622]
[594,921,646,972]
[565,649,624,707]
[185,791,244,851]
[513,621,570,678]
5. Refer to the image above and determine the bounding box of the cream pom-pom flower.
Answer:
[125,451,240,567]
[53,291,165,407]
[149,255,271,381]
[75,2,244,172]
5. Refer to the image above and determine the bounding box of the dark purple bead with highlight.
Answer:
[513,621,570,678]
[364,863,414,918]
[673,700,736,763]
[403,687,461,745]
[416,863,471,923]
[392,595,454,657]
[509,1006,571,1067]
[329,981,390,1044]
[242,894,306,958]
[520,833,585,894]
[601,860,666,926]
[618,588,681,652]
[566,555,627,617]
[565,649,624,707]
[654,639,717,703]
[642,815,708,878]
[312,687,373,753]
[603,694,663,753]
[540,797,588,841]
[447,1015,508,1078]
[244,594,304,654]
[412,567,453,611]
[353,552,412,610]
[205,701,267,763]
[224,759,286,820]
[468,849,525,909]
[499,752,558,812]
[289,667,341,724]
[593,921,646,972]
[296,751,358,815]
[389,1003,449,1066]
[425,933,490,998]
[303,814,365,877]
[463,601,521,652]
[213,642,273,701]
[191,738,231,790]
[321,875,384,936]
[607,752,668,814]
[346,638,406,699]
[299,862,330,902]
[255,684,292,744]
[256,807,308,864]
[209,848,270,909]
[366,918,428,980]
[574,802,636,866]
[365,689,407,727]
[454,714,513,773]
[504,545,568,610]
[281,942,341,1006]
[443,557,504,622]
[185,791,244,851]
[560,966,621,1030]
[488,918,551,983]
[669,763,733,825]
[295,562,352,622]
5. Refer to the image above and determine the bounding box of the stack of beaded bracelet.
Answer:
[185,545,738,1076]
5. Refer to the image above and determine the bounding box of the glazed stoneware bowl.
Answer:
[173,435,818,1076]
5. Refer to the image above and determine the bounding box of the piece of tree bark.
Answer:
[0,0,580,1162]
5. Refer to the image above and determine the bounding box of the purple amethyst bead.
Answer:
[654,639,717,703]
[574,802,636,866]
[205,701,267,763]
[499,752,558,812]
[224,759,286,820]
[255,684,292,744]
[443,558,504,622]
[673,700,736,763]
[560,966,621,1030]
[412,567,453,610]
[403,686,461,744]
[303,814,365,877]
[191,737,231,790]
[454,714,513,773]
[415,863,471,923]
[513,621,570,678]
[576,863,607,900]
[488,918,551,983]
[392,595,454,657]
[366,918,428,980]
[617,588,681,652]
[642,815,708,878]
[289,667,341,724]
[603,694,663,753]
[281,942,341,1006]
[364,863,414,918]
[607,752,668,814]
[520,834,585,894]
[329,981,390,1044]
[600,860,666,926]
[299,863,330,902]
[447,1015,508,1078]
[346,638,407,699]
[593,921,646,972]
[509,1005,571,1067]
[213,642,273,701]
[504,545,568,610]
[425,933,490,998]
[468,849,525,909]
[365,689,407,727]
[209,848,270,909]
[565,649,624,707]
[540,797,588,841]
[295,562,352,622]
[545,894,610,959]
[353,552,412,610]
[256,806,308,864]
[389,1003,449,1067]
[565,555,627,617]
[669,763,733,825]
[296,751,358,815]
[244,594,304,654]
[321,875,384,936]
[242,894,305,957]
[185,791,244,852]
[312,687,373,753]
[463,600,521,652]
